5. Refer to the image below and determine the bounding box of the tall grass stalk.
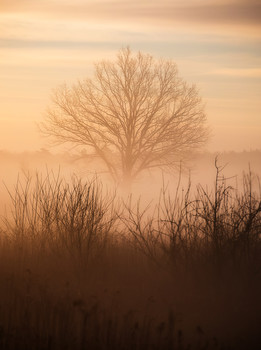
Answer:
[0,163,260,349]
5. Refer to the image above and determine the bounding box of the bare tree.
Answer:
[41,48,208,186]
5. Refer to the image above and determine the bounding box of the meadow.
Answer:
[0,150,260,349]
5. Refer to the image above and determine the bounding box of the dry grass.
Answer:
[0,161,260,349]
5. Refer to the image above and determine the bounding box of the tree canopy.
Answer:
[41,48,209,186]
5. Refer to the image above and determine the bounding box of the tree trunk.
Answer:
[121,171,132,194]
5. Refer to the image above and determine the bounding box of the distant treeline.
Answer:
[1,148,260,169]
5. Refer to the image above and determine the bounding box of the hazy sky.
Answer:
[0,0,260,152]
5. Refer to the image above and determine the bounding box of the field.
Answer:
[0,150,260,349]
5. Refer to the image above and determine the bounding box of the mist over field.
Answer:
[1,149,261,210]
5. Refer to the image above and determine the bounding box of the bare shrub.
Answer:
[2,171,117,261]
[122,159,261,276]
[0,162,260,349]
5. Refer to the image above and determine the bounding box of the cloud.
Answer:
[1,0,261,30]
[0,38,120,50]
[53,1,261,28]
[0,0,38,11]
[211,68,261,78]
[175,1,261,26]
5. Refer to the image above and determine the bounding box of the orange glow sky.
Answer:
[0,0,260,152]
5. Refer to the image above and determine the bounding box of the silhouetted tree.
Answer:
[41,48,208,186]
